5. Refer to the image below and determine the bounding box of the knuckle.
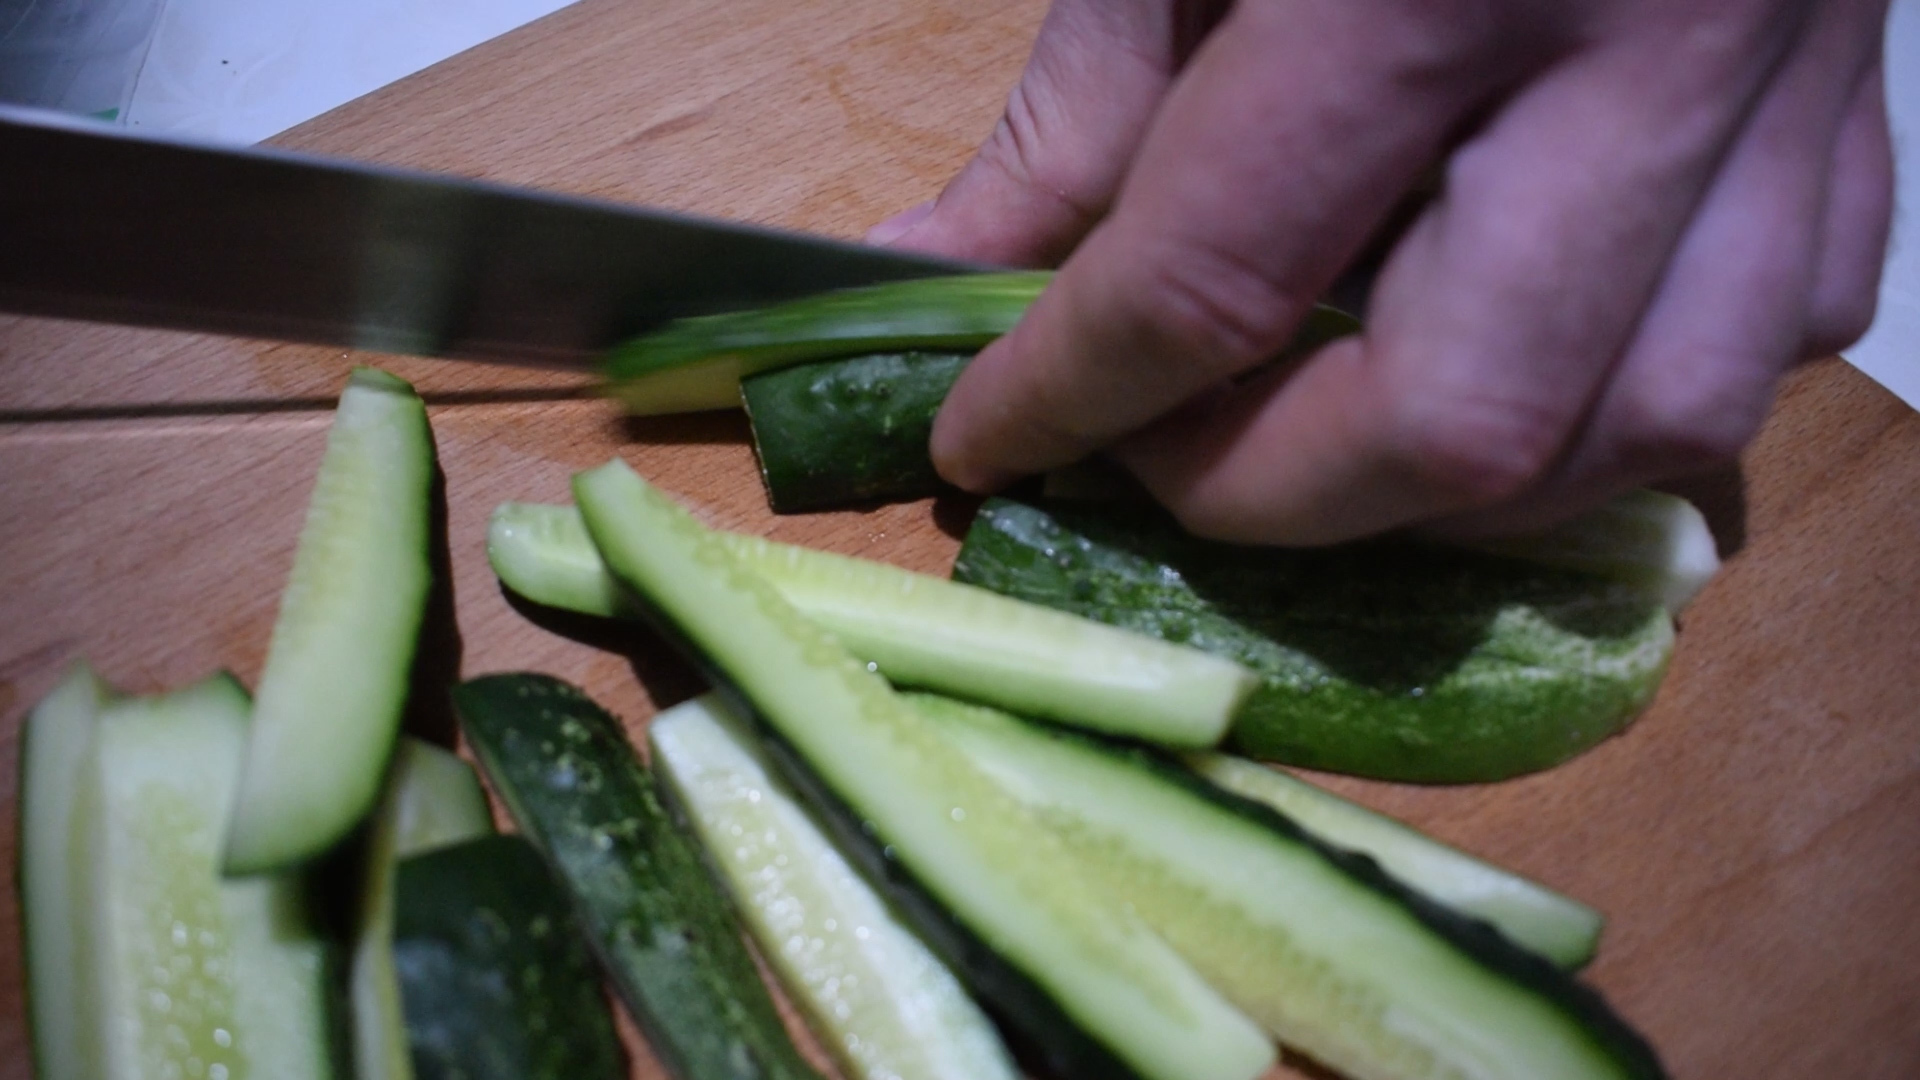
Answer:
[1114,239,1311,379]
[1613,354,1772,471]
[1389,386,1570,509]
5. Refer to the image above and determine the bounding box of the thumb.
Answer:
[867,0,1194,267]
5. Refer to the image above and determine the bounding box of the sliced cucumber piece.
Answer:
[604,272,1049,414]
[487,500,1255,747]
[452,673,822,1080]
[225,367,436,873]
[955,497,1675,783]
[81,673,337,1080]
[1188,753,1602,968]
[912,693,1664,1080]
[350,739,496,1080]
[392,834,627,1080]
[741,351,972,511]
[650,693,1020,1080]
[571,459,1273,1080]
[19,661,118,1080]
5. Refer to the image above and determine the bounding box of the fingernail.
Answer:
[866,199,936,246]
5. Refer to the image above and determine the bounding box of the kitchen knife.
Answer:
[0,106,980,369]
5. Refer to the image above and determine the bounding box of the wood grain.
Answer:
[3,1,1917,1077]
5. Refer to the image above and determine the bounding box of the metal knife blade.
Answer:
[0,106,981,370]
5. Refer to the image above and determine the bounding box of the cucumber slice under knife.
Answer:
[224,367,437,873]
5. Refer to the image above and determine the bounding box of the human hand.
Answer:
[871,0,1893,542]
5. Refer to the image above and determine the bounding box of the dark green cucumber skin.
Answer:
[582,576,1149,1080]
[742,351,970,512]
[953,499,1672,783]
[392,834,626,1080]
[451,674,821,1080]
[1019,722,1666,1080]
[741,306,1360,513]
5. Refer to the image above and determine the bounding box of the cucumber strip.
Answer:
[487,500,1256,747]
[912,693,1665,1080]
[1187,753,1603,969]
[451,673,824,1080]
[1452,489,1720,614]
[351,739,496,1080]
[649,693,1021,1080]
[954,497,1676,783]
[736,306,1360,512]
[392,834,627,1080]
[741,351,970,512]
[224,366,436,873]
[81,673,337,1080]
[571,459,1273,1080]
[604,272,1049,414]
[19,661,118,1080]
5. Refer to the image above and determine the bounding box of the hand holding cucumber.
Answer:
[873,0,1893,544]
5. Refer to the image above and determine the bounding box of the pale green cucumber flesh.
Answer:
[392,834,627,1080]
[351,739,496,1080]
[487,500,1253,747]
[1188,753,1602,969]
[85,674,337,1080]
[649,694,1020,1080]
[911,694,1664,1080]
[571,459,1272,1080]
[19,661,117,1080]
[225,367,436,873]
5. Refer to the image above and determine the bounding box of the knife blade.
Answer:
[0,106,981,370]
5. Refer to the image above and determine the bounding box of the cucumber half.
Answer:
[486,500,1255,747]
[1188,753,1602,968]
[392,834,628,1080]
[650,693,1020,1080]
[79,673,338,1080]
[225,367,436,873]
[913,693,1665,1080]
[350,739,496,1080]
[954,497,1676,783]
[452,673,824,1080]
[571,459,1273,1080]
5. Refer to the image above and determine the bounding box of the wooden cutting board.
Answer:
[2,1,1916,1077]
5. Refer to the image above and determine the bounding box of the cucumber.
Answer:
[225,366,436,873]
[79,673,337,1080]
[603,272,1049,414]
[571,459,1274,1080]
[391,834,627,1080]
[736,306,1361,512]
[953,497,1675,783]
[487,500,1255,747]
[451,673,823,1080]
[350,739,496,1080]
[741,351,970,512]
[649,693,1021,1080]
[1188,753,1602,969]
[1452,489,1720,614]
[910,693,1665,1080]
[18,661,118,1080]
